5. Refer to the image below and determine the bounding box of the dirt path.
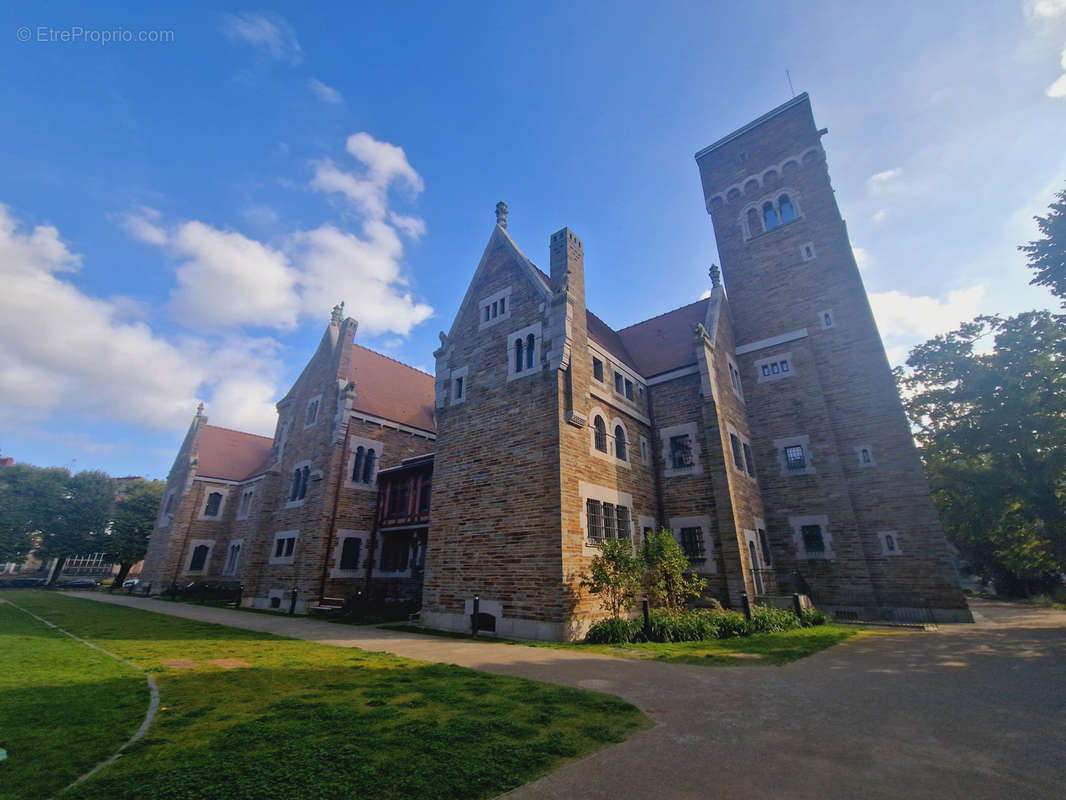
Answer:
[64,594,1066,799]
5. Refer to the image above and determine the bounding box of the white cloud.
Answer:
[869,284,986,365]
[867,168,902,194]
[1047,73,1066,97]
[122,206,167,245]
[170,221,301,330]
[388,212,426,238]
[220,11,303,64]
[1025,0,1066,20]
[872,209,889,224]
[311,132,424,223]
[308,78,343,104]
[852,246,871,271]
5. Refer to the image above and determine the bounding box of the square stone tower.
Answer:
[695,94,970,621]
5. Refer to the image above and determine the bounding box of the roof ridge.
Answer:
[616,298,708,332]
[351,343,434,379]
[202,424,273,441]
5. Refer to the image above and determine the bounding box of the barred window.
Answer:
[680,527,706,559]
[784,445,806,471]
[593,358,604,382]
[801,524,825,554]
[614,425,628,461]
[603,502,616,540]
[669,435,694,469]
[594,417,608,453]
[616,506,631,540]
[586,499,603,542]
[624,379,634,400]
[730,434,744,470]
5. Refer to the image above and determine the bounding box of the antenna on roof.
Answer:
[786,70,795,98]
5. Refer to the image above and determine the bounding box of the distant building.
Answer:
[140,94,970,637]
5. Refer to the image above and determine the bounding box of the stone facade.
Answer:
[141,94,970,638]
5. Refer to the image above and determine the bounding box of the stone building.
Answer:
[140,93,969,636]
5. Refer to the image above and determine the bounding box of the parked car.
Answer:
[56,578,100,589]
[122,577,144,589]
[3,577,48,588]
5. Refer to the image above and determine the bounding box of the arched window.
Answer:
[514,338,524,372]
[352,446,365,483]
[614,425,627,461]
[779,194,795,223]
[189,544,209,572]
[746,207,761,237]
[362,449,376,484]
[763,202,779,230]
[525,333,535,369]
[594,417,607,453]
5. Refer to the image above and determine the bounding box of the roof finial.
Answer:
[196,402,205,416]
[331,301,345,324]
[709,264,721,288]
[495,201,508,230]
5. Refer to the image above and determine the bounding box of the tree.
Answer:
[0,464,67,564]
[641,528,706,614]
[580,538,642,618]
[105,479,164,590]
[900,312,1066,592]
[33,469,116,584]
[1020,187,1066,308]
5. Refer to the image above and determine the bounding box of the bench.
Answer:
[308,596,346,615]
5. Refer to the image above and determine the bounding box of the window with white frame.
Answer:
[776,434,814,476]
[790,515,834,560]
[660,422,702,477]
[199,489,227,520]
[878,531,903,556]
[347,437,381,490]
[223,540,243,575]
[756,353,794,382]
[582,483,634,546]
[270,530,299,565]
[185,539,214,574]
[305,395,322,428]
[820,309,834,329]
[450,366,468,406]
[237,487,254,520]
[744,191,802,239]
[801,242,816,261]
[287,461,311,506]
[669,515,715,571]
[507,322,542,381]
[856,444,876,467]
[478,287,512,330]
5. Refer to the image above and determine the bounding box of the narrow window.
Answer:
[614,373,624,394]
[454,376,464,400]
[284,536,296,557]
[388,482,409,517]
[743,443,756,477]
[680,527,705,559]
[526,333,535,369]
[780,360,790,373]
[492,300,498,318]
[189,544,209,571]
[499,296,505,315]
[885,534,896,552]
[586,499,603,541]
[747,207,761,237]
[616,507,631,540]
[758,528,772,565]
[163,492,175,516]
[624,379,634,400]
[239,490,253,518]
[823,311,833,328]
[362,449,376,484]
[771,362,780,374]
[299,466,310,500]
[306,398,320,426]
[614,425,627,461]
[224,543,241,574]
[419,480,432,513]
[784,445,806,471]
[339,537,361,570]
[603,502,616,539]
[592,358,604,382]
[730,434,744,470]
[204,492,222,517]
[274,538,286,558]
[352,447,365,483]
[514,338,524,372]
[762,365,771,377]
[484,306,491,322]
[763,202,779,230]
[801,525,825,554]
[670,435,693,469]
[861,448,872,464]
[779,194,795,223]
[290,468,302,501]
[594,417,608,452]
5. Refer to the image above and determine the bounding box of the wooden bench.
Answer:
[308,596,346,615]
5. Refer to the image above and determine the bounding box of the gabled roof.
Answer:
[197,425,274,482]
[617,299,709,378]
[345,345,436,433]
[587,310,640,372]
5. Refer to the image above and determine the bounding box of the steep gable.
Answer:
[345,345,436,432]
[196,425,274,481]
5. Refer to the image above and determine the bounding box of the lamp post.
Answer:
[472,593,480,637]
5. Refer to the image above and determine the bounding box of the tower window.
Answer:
[802,243,816,261]
[730,434,744,470]
[784,445,806,471]
[747,207,762,237]
[763,202,779,230]
[594,416,608,453]
[592,358,604,382]
[779,194,796,223]
[758,528,772,565]
[362,449,376,484]
[614,425,628,461]
[454,376,464,400]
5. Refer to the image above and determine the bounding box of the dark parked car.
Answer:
[56,578,100,589]
[1,577,48,588]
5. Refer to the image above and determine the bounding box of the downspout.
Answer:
[318,416,353,602]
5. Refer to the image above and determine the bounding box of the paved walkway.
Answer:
[66,594,1066,799]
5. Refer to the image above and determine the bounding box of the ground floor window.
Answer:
[585,499,633,544]
[379,534,410,572]
[679,527,706,561]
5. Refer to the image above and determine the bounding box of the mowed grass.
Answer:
[0,593,647,800]
[383,623,861,666]
[0,598,148,800]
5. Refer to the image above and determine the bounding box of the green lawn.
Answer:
[0,592,647,800]
[382,623,862,665]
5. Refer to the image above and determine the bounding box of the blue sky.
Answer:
[1,0,1064,479]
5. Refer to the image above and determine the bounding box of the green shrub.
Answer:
[749,606,802,634]
[585,617,641,644]
[711,610,751,639]
[799,607,829,627]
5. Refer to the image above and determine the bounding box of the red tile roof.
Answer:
[197,425,274,481]
[617,299,709,378]
[346,345,436,433]
[587,310,640,372]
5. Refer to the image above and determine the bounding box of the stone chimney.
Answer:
[549,227,584,307]
[548,227,589,427]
